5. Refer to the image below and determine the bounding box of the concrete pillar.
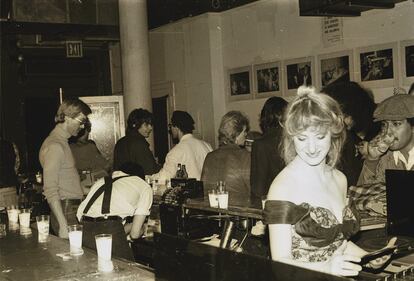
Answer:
[118,0,152,116]
[118,0,153,148]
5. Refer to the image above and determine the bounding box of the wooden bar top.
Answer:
[183,198,263,220]
[0,228,154,281]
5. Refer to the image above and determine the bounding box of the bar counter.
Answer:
[184,198,263,219]
[0,228,154,281]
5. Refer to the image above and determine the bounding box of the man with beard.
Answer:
[39,98,91,238]
[151,110,212,184]
[349,94,414,214]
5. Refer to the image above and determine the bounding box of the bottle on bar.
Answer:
[175,163,182,178]
[181,165,188,179]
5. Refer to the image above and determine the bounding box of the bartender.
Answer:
[76,162,153,261]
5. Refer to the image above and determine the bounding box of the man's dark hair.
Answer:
[322,81,377,136]
[171,111,195,134]
[259,97,287,134]
[119,162,145,180]
[127,108,153,134]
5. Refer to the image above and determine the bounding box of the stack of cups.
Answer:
[95,234,113,272]
[36,215,50,243]
[19,208,32,236]
[6,206,20,231]
[68,224,84,256]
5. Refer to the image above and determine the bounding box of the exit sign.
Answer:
[66,41,83,58]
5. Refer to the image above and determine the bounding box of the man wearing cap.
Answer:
[349,94,414,214]
[151,110,212,184]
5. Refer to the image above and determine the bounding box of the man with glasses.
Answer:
[349,94,414,214]
[39,98,91,238]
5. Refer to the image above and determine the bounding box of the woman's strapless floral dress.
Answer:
[263,200,360,262]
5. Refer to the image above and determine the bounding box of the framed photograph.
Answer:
[356,43,398,88]
[253,61,282,98]
[318,50,353,89]
[228,66,253,101]
[401,39,414,86]
[283,57,315,96]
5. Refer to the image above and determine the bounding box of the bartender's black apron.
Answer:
[81,175,135,261]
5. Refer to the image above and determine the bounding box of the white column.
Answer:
[118,0,152,116]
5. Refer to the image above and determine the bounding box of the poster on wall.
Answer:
[228,66,253,101]
[401,39,414,85]
[318,50,353,89]
[356,43,398,88]
[322,17,343,48]
[253,61,282,98]
[284,57,315,96]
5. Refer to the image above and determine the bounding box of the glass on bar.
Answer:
[95,233,113,272]
[36,215,50,243]
[67,224,84,256]
[18,208,32,236]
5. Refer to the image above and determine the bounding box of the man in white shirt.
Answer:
[152,111,212,184]
[77,162,152,261]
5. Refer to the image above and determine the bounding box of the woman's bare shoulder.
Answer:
[268,167,300,201]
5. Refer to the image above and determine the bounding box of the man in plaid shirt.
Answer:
[348,94,414,215]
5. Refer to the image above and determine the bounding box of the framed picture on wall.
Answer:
[318,50,353,89]
[228,66,253,101]
[401,39,414,86]
[283,56,315,96]
[253,61,282,98]
[356,42,398,88]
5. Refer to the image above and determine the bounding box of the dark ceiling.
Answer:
[147,0,259,29]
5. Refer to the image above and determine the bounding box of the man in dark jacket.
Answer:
[113,108,160,175]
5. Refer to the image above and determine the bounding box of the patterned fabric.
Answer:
[263,200,360,262]
[351,148,414,214]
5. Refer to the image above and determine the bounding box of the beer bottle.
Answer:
[181,165,188,179]
[175,163,182,178]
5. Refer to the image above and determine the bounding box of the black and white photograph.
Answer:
[360,48,394,81]
[286,60,313,90]
[320,55,350,87]
[405,45,414,77]
[228,66,252,101]
[401,40,414,85]
[253,62,281,98]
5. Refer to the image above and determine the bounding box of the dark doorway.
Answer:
[24,97,59,172]
[152,95,169,165]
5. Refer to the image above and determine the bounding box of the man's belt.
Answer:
[82,215,122,222]
[61,199,82,205]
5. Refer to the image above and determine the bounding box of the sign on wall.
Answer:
[66,41,83,58]
[322,17,343,47]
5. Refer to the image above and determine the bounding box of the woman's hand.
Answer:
[329,241,362,276]
[329,254,362,276]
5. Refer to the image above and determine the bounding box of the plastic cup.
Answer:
[68,224,84,256]
[36,215,50,243]
[208,190,219,208]
[95,234,113,272]
[95,234,112,261]
[7,205,20,224]
[218,191,229,209]
[18,208,32,236]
